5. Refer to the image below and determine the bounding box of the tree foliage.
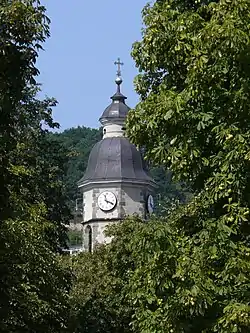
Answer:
[0,1,71,331]
[122,0,250,331]
[68,244,132,333]
[10,85,71,251]
[70,210,250,333]
[0,0,50,222]
[151,167,192,215]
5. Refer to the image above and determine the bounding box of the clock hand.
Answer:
[106,200,114,205]
[103,195,113,205]
[104,195,112,203]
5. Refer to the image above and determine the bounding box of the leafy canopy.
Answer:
[126,0,250,331]
[0,1,71,331]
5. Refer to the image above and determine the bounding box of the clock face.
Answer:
[147,194,154,214]
[98,191,117,211]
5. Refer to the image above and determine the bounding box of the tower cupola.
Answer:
[100,58,130,138]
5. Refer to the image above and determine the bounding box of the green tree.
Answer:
[70,209,250,333]
[11,85,71,251]
[0,0,50,222]
[67,230,83,247]
[0,1,71,331]
[123,0,250,331]
[150,166,192,215]
[68,245,132,333]
[1,214,71,333]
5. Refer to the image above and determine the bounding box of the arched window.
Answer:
[85,225,92,252]
[103,128,106,135]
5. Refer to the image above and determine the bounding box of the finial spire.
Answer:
[114,58,124,91]
[114,57,124,78]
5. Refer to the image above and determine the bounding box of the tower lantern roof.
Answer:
[99,58,130,124]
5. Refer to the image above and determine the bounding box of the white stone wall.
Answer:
[81,183,150,249]
[103,123,124,138]
[121,185,145,218]
[82,184,147,223]
[83,187,122,222]
[83,220,120,251]
[82,190,93,222]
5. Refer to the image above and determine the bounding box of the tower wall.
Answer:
[82,183,152,250]
[103,123,124,138]
[83,220,116,251]
[82,184,148,223]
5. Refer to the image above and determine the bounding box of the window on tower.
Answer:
[85,225,92,252]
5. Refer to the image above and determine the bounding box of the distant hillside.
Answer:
[50,126,191,213]
[51,126,102,209]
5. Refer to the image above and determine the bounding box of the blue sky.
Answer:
[38,1,148,130]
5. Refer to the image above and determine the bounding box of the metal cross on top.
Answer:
[114,58,124,77]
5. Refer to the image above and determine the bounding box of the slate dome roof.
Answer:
[78,137,154,185]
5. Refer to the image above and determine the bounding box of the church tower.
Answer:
[77,59,156,252]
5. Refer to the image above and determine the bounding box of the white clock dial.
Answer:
[98,191,117,211]
[147,194,154,214]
